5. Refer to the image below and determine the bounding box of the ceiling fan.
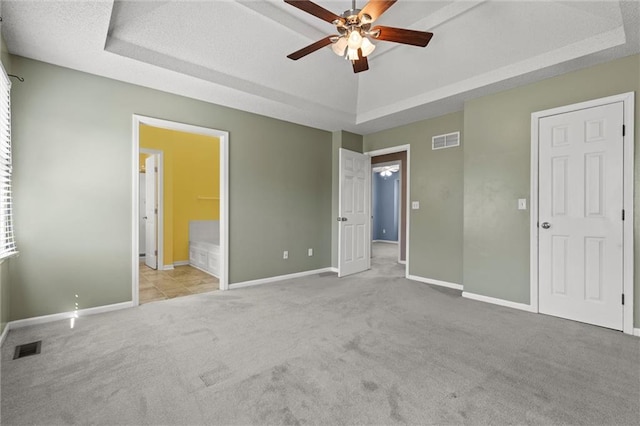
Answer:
[284,0,434,73]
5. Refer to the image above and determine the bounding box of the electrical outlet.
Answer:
[412,201,420,210]
[518,198,527,210]
[283,251,288,259]
[382,229,386,234]
[308,248,313,256]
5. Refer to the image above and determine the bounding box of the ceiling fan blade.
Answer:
[359,0,397,22]
[284,0,344,24]
[287,36,333,60]
[352,49,369,73]
[371,25,433,47]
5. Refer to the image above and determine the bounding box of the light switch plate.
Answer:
[412,201,420,210]
[518,199,527,210]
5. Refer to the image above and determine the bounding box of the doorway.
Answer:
[372,160,401,265]
[530,92,634,334]
[366,145,410,277]
[132,115,229,306]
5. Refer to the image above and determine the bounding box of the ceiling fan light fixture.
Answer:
[332,36,348,56]
[347,30,363,50]
[360,37,375,57]
[346,47,360,61]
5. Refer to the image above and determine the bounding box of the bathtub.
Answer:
[189,220,220,278]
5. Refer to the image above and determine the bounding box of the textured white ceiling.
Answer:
[2,1,639,134]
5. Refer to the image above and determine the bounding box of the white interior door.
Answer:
[144,155,158,270]
[538,102,624,330]
[339,148,371,277]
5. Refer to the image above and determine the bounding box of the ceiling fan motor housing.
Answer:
[342,9,362,23]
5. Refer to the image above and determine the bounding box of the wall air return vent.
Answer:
[432,132,460,150]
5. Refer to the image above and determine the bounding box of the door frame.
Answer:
[139,149,164,270]
[530,92,635,335]
[365,144,411,278]
[132,114,230,306]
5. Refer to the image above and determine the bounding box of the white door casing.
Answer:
[365,145,411,277]
[133,114,230,307]
[339,148,371,277]
[144,155,158,270]
[538,102,624,330]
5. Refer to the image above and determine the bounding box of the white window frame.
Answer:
[0,63,17,261]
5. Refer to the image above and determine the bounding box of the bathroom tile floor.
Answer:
[139,263,218,304]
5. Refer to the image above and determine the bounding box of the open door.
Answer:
[338,148,371,277]
[144,155,158,270]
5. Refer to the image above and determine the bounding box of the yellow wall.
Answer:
[140,125,219,265]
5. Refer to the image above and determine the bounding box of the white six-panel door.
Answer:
[339,148,371,277]
[144,155,158,270]
[538,102,624,330]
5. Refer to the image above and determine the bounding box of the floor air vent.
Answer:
[13,341,42,360]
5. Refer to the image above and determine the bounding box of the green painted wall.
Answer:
[331,131,363,267]
[463,54,640,327]
[364,112,464,283]
[9,56,332,320]
[5,49,640,330]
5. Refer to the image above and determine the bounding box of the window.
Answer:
[0,64,17,260]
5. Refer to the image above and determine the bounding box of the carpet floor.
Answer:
[1,243,638,425]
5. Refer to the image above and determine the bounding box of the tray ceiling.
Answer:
[2,1,639,134]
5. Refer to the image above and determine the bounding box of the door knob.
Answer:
[337,217,347,222]
[541,222,551,229]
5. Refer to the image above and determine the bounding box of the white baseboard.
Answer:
[4,301,134,334]
[407,275,463,291]
[329,267,339,273]
[399,260,406,265]
[634,328,640,337]
[0,323,9,346]
[174,260,189,267]
[162,265,175,271]
[230,267,335,290]
[372,240,399,244]
[462,291,537,313]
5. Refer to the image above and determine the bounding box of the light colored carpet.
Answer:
[1,243,638,425]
